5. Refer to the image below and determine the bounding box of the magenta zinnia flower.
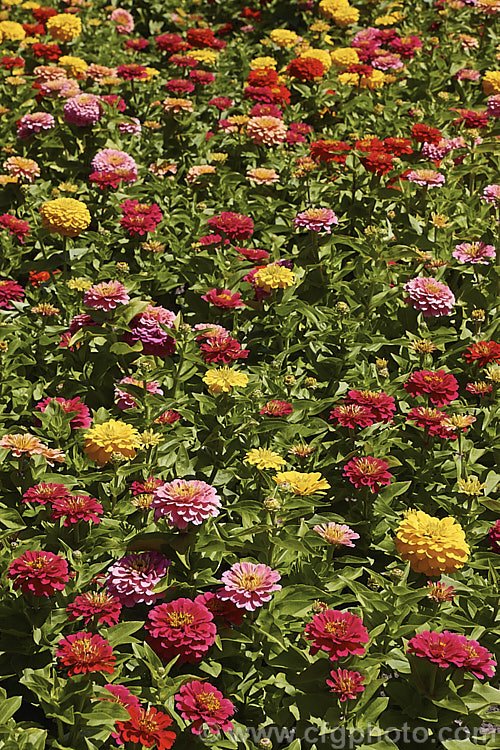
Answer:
[84,281,130,311]
[175,680,235,735]
[305,609,369,660]
[194,591,244,627]
[313,523,360,547]
[217,561,281,611]
[23,482,70,505]
[17,112,55,139]
[123,316,176,358]
[7,550,69,597]
[207,211,254,241]
[343,456,392,493]
[404,369,459,406]
[0,214,30,243]
[64,94,103,126]
[120,199,163,236]
[294,208,338,233]
[66,591,122,626]
[51,495,103,526]
[453,241,496,265]
[152,479,221,529]
[105,551,171,607]
[35,396,92,428]
[0,279,24,308]
[115,377,164,410]
[482,184,500,203]
[327,668,365,701]
[146,597,216,663]
[404,276,455,317]
[56,632,115,676]
[488,519,500,553]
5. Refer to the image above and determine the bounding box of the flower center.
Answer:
[237,572,264,591]
[197,691,221,713]
[324,620,347,635]
[167,612,195,627]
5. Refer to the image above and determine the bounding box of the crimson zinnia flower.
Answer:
[345,389,396,422]
[23,482,70,505]
[207,211,254,241]
[201,288,245,309]
[361,152,394,175]
[115,706,176,750]
[404,369,459,406]
[175,680,235,735]
[50,495,104,526]
[0,214,30,243]
[56,632,115,676]
[0,279,24,309]
[411,123,442,144]
[463,341,500,368]
[66,591,122,626]
[199,335,248,364]
[260,400,293,417]
[146,597,216,663]
[327,668,365,702]
[287,57,325,80]
[343,456,392,493]
[8,550,69,596]
[35,396,92,429]
[304,609,369,660]
[120,199,163,236]
[194,591,244,627]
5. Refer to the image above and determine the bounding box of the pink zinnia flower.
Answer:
[152,479,221,529]
[35,396,92,428]
[207,211,254,241]
[453,241,496,265]
[487,94,500,117]
[313,523,360,547]
[175,680,235,735]
[50,495,103,526]
[304,609,369,660]
[343,456,392,493]
[246,116,287,146]
[404,370,459,406]
[481,184,500,203]
[202,289,245,309]
[115,377,164,409]
[459,637,496,679]
[17,112,55,139]
[0,214,30,243]
[109,7,134,34]
[329,404,375,429]
[64,94,103,126]
[91,148,138,180]
[118,118,142,135]
[103,684,141,712]
[217,561,281,611]
[56,632,115,676]
[106,551,171,607]
[123,316,176,357]
[404,276,455,317]
[84,281,130,311]
[146,597,216,663]
[67,591,122,626]
[488,519,500,553]
[327,668,365,701]
[120,199,163,236]
[259,400,293,417]
[294,208,338,233]
[406,169,445,187]
[23,482,70,505]
[344,389,396,422]
[7,550,69,597]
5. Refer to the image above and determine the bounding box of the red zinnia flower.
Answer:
[199,335,248,364]
[383,137,413,155]
[304,609,369,660]
[287,57,325,80]
[66,591,122,626]
[361,152,394,175]
[116,64,149,80]
[406,406,447,435]
[404,369,459,406]
[310,139,351,163]
[463,340,500,368]
[120,200,163,236]
[146,597,217,664]
[343,456,393,493]
[260,400,293,417]
[236,246,270,261]
[201,288,245,309]
[327,668,365,702]
[32,6,57,21]
[51,495,103,526]
[175,680,235,735]
[8,550,69,597]
[115,706,176,750]
[155,410,181,425]
[411,123,442,144]
[56,631,115,676]
[31,43,61,60]
[155,32,186,53]
[247,68,279,88]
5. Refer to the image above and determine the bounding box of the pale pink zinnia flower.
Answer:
[118,118,142,135]
[313,523,360,547]
[294,207,338,233]
[453,241,496,265]
[193,323,230,340]
[115,377,164,409]
[218,561,281,611]
[246,167,279,184]
[404,276,455,317]
[83,281,130,311]
[105,551,171,607]
[186,165,216,184]
[481,184,500,203]
[152,479,221,529]
[109,7,134,33]
[246,116,288,146]
[407,169,446,187]
[91,149,138,179]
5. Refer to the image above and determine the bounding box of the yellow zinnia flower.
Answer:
[0,20,25,40]
[46,13,81,42]
[482,70,500,95]
[84,419,141,466]
[40,198,91,238]
[319,0,350,19]
[190,49,218,64]
[270,29,299,48]
[245,448,285,470]
[330,47,359,67]
[250,56,277,69]
[394,510,469,576]
[330,5,360,26]
[274,471,330,496]
[202,367,249,395]
[253,265,295,293]
[58,55,88,77]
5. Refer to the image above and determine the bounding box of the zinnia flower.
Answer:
[17,112,55,139]
[0,214,30,243]
[395,510,469,575]
[50,495,103,526]
[453,242,496,265]
[207,212,254,241]
[152,479,221,529]
[114,707,176,750]
[175,680,235,735]
[56,632,115,676]
[66,591,122,626]
[83,281,130,311]
[7,550,69,597]
[246,116,288,146]
[106,551,171,607]
[314,523,360,547]
[488,519,500,553]
[120,200,163,236]
[46,13,81,42]
[0,279,24,308]
[245,448,285,470]
[260,400,293,417]
[463,341,500,368]
[274,470,330,496]
[84,419,141,466]
[23,482,70,506]
[327,669,365,701]
[115,377,164,409]
[146,597,216,663]
[40,198,91,237]
[253,264,295,292]
[343,456,392,493]
[64,94,103,126]
[294,208,338,233]
[304,609,369,660]
[202,367,248,394]
[407,169,445,187]
[201,289,245,308]
[407,630,496,679]
[35,396,91,429]
[404,370,459,406]
[404,277,455,317]
[218,562,281,610]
